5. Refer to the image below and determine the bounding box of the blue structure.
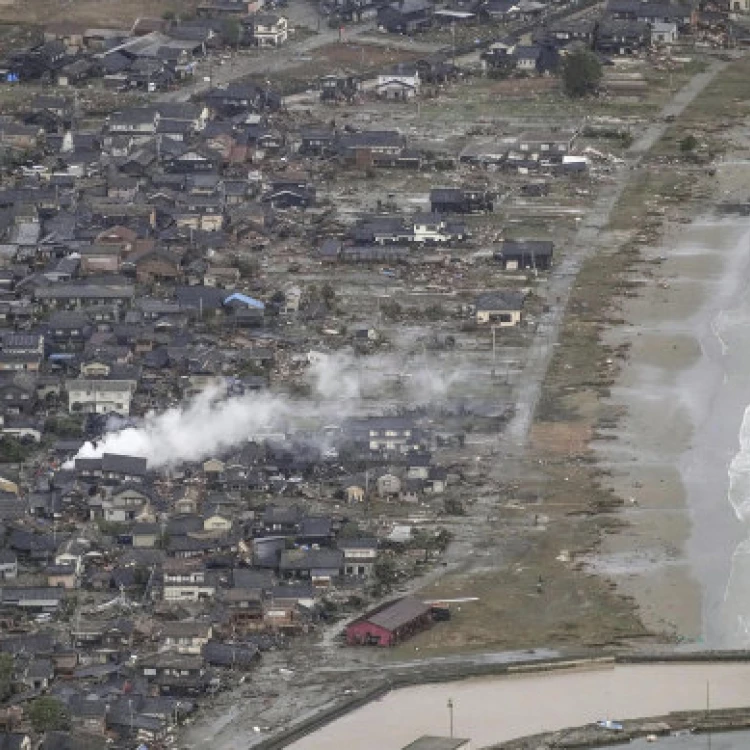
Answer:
[224,293,265,310]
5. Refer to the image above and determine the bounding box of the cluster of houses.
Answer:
[3,3,289,91]
[367,0,699,48]
[485,0,750,74]
[0,405,457,745]
[479,0,697,73]
[0,0,632,740]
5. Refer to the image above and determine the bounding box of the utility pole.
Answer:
[491,325,496,378]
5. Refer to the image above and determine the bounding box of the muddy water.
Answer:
[288,663,750,750]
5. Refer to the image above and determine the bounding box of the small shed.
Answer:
[346,596,432,646]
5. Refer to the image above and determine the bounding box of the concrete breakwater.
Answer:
[491,707,750,749]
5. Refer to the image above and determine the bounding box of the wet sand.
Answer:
[592,174,750,645]
[288,663,750,750]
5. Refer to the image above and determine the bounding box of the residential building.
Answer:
[159,621,213,654]
[67,379,135,415]
[252,14,288,47]
[474,291,525,326]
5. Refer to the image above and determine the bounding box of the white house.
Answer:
[253,14,288,47]
[67,378,135,415]
[338,537,378,578]
[474,291,525,326]
[651,21,678,43]
[412,213,450,244]
[160,621,213,654]
[203,513,232,533]
[54,539,90,575]
[0,548,18,579]
[102,486,151,523]
[162,563,215,602]
[376,66,420,100]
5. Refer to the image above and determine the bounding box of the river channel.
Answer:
[287,662,750,750]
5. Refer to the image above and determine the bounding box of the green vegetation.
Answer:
[46,416,83,438]
[562,49,602,98]
[0,437,35,463]
[679,134,698,153]
[0,654,14,702]
[29,697,70,732]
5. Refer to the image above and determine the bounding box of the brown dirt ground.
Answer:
[0,0,199,28]
[265,43,422,93]
[314,42,422,69]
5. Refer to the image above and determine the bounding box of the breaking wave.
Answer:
[728,405,750,523]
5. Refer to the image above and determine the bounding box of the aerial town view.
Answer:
[2,0,750,747]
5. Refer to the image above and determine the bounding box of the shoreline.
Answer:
[592,194,750,645]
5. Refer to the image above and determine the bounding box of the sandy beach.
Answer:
[592,161,750,646]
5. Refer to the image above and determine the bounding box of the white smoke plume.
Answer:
[72,387,295,468]
[70,351,471,469]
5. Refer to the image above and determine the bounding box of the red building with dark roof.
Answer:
[345,596,432,647]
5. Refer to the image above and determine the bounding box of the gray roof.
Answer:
[3,333,42,349]
[338,536,378,551]
[202,640,259,667]
[1,587,64,603]
[36,283,135,301]
[359,596,430,631]
[160,621,212,638]
[278,548,343,571]
[48,311,90,329]
[338,130,404,150]
[102,453,148,476]
[68,379,133,393]
[475,291,525,311]
[499,239,554,257]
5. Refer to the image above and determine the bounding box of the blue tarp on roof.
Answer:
[224,293,265,310]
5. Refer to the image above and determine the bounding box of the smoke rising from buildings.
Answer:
[70,351,471,469]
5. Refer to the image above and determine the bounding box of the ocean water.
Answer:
[677,220,750,646]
